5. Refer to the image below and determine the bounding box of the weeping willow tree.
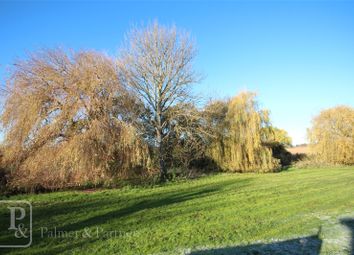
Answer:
[206,92,280,172]
[1,49,151,190]
[308,105,354,165]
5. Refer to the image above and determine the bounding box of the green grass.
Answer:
[0,167,353,254]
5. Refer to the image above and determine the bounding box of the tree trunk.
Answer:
[156,125,167,182]
[159,142,167,182]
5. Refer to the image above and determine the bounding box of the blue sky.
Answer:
[1,1,354,144]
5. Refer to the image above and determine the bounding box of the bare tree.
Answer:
[119,22,200,181]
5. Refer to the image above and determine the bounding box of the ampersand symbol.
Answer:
[14,223,28,238]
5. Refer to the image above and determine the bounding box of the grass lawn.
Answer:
[0,167,353,254]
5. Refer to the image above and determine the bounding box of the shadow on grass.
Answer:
[1,178,252,254]
[341,218,354,255]
[56,178,250,229]
[189,235,322,255]
[189,218,354,255]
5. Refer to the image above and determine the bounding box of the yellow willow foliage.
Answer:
[308,106,354,165]
[208,92,280,172]
[1,49,151,190]
[264,127,292,147]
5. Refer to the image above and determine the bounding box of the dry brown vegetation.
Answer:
[1,50,151,190]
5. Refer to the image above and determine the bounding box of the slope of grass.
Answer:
[0,167,353,254]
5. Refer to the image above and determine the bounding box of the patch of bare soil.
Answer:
[287,145,309,155]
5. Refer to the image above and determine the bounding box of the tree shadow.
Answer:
[341,218,354,255]
[189,235,322,255]
[0,178,252,254]
[52,178,249,229]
